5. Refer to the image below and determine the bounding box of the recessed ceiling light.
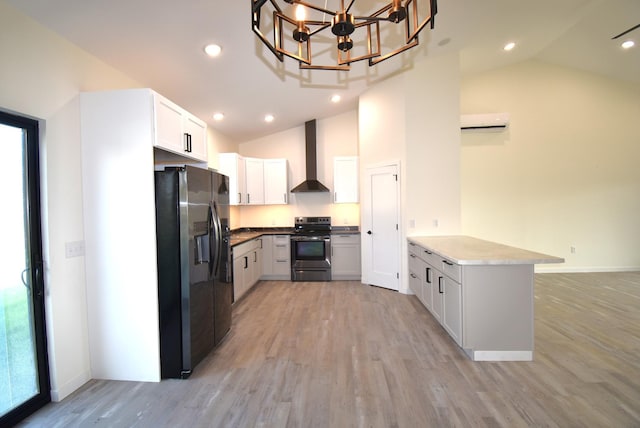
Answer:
[503,42,516,51]
[331,95,341,103]
[213,112,224,121]
[621,40,635,49]
[264,114,275,123]
[204,44,222,57]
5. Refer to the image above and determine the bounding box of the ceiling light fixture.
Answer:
[503,42,516,51]
[331,94,341,103]
[213,112,225,121]
[251,0,438,71]
[264,114,275,123]
[621,40,635,49]
[204,44,222,57]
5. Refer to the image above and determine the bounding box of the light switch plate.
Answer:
[65,241,85,258]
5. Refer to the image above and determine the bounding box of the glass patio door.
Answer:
[0,111,50,425]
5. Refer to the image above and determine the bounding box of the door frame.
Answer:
[0,110,51,426]
[360,160,402,290]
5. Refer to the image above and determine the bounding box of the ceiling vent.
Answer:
[290,119,330,193]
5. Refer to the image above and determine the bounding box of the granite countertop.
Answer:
[230,226,361,247]
[229,228,293,247]
[407,235,564,266]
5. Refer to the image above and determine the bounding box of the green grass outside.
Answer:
[0,286,37,417]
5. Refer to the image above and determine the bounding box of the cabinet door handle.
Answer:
[438,276,443,294]
[184,133,189,151]
[247,194,250,204]
[443,260,454,266]
[334,192,337,202]
[424,250,432,255]
[410,273,417,279]
[410,254,416,258]
[284,193,287,204]
[244,256,248,269]
[238,192,242,204]
[254,251,257,262]
[426,267,431,284]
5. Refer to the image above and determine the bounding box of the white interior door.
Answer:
[361,163,400,291]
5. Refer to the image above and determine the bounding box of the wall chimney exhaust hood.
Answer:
[291,119,330,193]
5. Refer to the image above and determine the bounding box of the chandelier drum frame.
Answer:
[251,0,438,71]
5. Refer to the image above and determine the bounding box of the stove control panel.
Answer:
[295,216,331,225]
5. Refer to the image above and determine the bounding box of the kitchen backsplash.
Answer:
[231,200,360,228]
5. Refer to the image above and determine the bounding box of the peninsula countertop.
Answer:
[407,235,564,266]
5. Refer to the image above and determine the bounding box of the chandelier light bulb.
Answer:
[295,4,306,21]
[504,42,516,51]
[621,40,635,49]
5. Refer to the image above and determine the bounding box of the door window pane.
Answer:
[0,123,39,417]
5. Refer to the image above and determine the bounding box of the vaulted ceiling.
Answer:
[7,0,640,141]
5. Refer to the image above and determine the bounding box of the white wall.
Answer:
[359,52,462,293]
[0,2,141,400]
[234,110,360,228]
[461,60,640,271]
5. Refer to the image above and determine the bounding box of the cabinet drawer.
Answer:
[441,258,461,283]
[332,234,360,245]
[421,247,441,266]
[408,252,423,280]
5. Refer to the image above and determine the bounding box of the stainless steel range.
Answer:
[291,216,331,281]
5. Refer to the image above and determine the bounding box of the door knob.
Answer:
[367,230,372,235]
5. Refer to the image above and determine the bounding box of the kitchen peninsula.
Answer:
[407,235,564,361]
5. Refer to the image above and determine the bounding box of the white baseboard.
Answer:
[535,266,640,273]
[50,370,91,402]
[466,350,533,361]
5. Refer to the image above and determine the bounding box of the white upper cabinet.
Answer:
[218,153,246,205]
[244,157,264,205]
[263,158,289,205]
[183,115,207,160]
[219,154,289,206]
[153,92,207,162]
[333,156,359,203]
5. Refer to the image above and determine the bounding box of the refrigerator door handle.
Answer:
[211,202,223,277]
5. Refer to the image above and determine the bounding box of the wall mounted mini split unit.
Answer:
[460,113,510,131]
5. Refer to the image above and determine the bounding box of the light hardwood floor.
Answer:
[19,272,640,427]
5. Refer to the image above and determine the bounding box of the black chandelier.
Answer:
[252,0,438,71]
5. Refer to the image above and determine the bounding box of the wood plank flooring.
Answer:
[18,272,640,427]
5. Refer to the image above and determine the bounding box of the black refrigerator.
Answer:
[154,165,232,379]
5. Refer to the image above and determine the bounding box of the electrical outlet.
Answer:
[409,219,415,228]
[433,219,439,227]
[570,246,576,254]
[65,241,85,258]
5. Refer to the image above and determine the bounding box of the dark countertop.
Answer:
[229,226,360,247]
[229,228,293,247]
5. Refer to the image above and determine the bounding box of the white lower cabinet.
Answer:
[331,234,361,280]
[232,238,263,302]
[408,241,460,344]
[442,275,462,346]
[260,235,291,280]
[273,235,291,279]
